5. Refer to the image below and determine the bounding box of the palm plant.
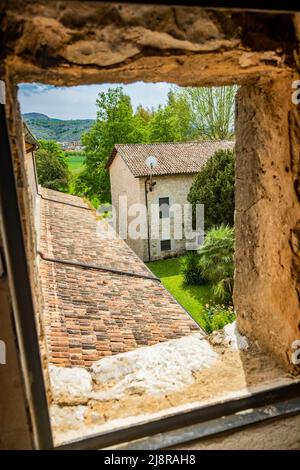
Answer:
[180,252,206,285]
[198,225,234,303]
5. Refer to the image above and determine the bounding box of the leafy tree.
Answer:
[35,140,70,191]
[188,148,235,231]
[176,85,237,140]
[149,90,192,142]
[198,225,234,303]
[74,87,150,204]
[72,85,237,205]
[149,105,176,142]
[135,105,153,123]
[132,105,152,143]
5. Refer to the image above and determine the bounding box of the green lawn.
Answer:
[65,154,86,175]
[146,256,212,329]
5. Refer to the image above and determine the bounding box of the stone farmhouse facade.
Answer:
[108,141,234,261]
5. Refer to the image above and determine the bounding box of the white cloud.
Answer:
[19,84,56,96]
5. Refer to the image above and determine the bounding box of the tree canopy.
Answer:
[188,148,235,231]
[177,85,237,140]
[35,140,70,191]
[74,87,149,204]
[149,90,193,142]
[73,85,237,205]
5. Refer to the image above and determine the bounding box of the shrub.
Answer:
[180,252,206,285]
[188,148,235,231]
[90,195,101,209]
[200,304,236,334]
[35,140,70,191]
[198,225,234,303]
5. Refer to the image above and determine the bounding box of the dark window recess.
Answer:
[161,239,171,251]
[192,210,196,231]
[159,197,170,219]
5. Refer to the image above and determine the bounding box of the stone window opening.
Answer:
[159,197,170,219]
[160,239,172,251]
[11,76,300,449]
[1,1,300,451]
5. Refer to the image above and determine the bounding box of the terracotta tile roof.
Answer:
[39,189,200,367]
[107,140,235,177]
[40,188,153,277]
[40,187,89,208]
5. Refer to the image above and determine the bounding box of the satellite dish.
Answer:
[145,155,158,170]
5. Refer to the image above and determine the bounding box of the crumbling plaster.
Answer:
[48,326,297,446]
[1,2,299,87]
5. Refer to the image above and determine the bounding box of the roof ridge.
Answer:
[116,139,235,146]
[107,140,235,174]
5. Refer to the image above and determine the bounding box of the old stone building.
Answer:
[108,141,234,261]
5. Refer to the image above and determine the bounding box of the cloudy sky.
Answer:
[18,82,172,120]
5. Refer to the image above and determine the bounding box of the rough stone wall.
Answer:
[49,333,219,445]
[23,145,39,229]
[0,267,33,449]
[4,81,46,341]
[0,81,43,449]
[1,2,299,87]
[47,323,299,447]
[234,76,300,373]
[109,152,146,260]
[146,174,196,261]
[110,163,197,262]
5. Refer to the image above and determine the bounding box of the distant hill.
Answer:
[23,113,95,142]
[23,112,50,120]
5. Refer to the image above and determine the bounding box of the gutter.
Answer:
[144,176,151,262]
[37,251,160,282]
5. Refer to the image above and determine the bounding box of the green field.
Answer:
[65,154,86,175]
[146,257,212,328]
